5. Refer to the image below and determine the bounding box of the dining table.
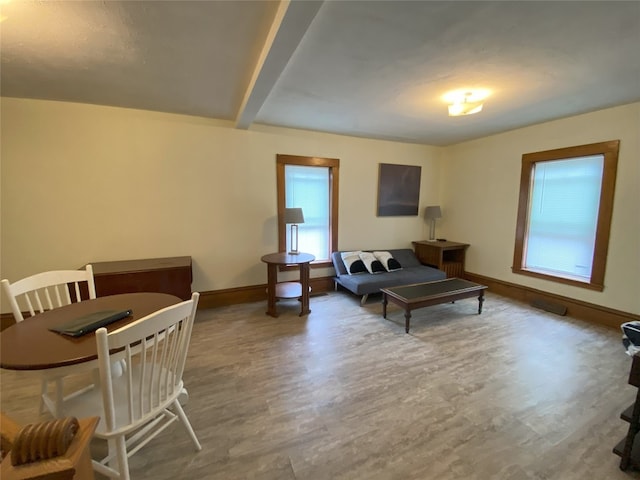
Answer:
[1,292,181,372]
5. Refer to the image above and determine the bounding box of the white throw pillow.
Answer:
[373,251,403,272]
[340,251,367,275]
[359,251,386,274]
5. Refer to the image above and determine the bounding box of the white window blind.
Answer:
[285,165,330,261]
[524,154,604,280]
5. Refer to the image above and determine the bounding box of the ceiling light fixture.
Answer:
[448,92,483,116]
[443,89,490,117]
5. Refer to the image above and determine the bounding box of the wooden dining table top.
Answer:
[0,292,181,371]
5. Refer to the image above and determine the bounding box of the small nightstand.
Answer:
[412,241,469,278]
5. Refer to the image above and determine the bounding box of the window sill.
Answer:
[512,266,604,292]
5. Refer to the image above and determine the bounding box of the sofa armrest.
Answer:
[331,252,348,277]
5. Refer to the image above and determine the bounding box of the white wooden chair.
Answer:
[1,265,97,417]
[61,292,201,480]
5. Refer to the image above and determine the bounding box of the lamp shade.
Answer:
[424,206,442,219]
[284,207,304,224]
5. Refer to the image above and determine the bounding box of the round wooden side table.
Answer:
[260,252,315,317]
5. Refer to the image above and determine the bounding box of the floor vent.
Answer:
[531,298,567,316]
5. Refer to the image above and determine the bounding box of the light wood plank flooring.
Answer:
[2,291,639,479]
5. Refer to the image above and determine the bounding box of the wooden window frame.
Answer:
[512,140,620,291]
[276,154,339,268]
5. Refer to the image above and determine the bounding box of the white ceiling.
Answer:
[1,0,639,146]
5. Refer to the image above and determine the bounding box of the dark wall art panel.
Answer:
[377,163,421,216]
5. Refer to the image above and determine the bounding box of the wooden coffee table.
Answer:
[381,278,487,333]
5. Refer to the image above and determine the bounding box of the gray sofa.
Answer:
[331,248,446,304]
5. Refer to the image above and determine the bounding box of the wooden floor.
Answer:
[2,291,639,479]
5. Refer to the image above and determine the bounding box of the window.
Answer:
[277,154,339,266]
[512,140,619,291]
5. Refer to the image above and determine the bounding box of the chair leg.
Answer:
[43,369,104,419]
[178,387,189,406]
[54,378,64,417]
[172,399,201,451]
[39,379,48,416]
[39,378,64,418]
[106,436,130,480]
[39,376,66,418]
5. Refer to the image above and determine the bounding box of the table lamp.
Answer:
[284,207,304,254]
[424,205,442,241]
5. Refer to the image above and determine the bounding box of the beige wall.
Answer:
[440,102,640,314]
[2,98,638,315]
[0,98,441,305]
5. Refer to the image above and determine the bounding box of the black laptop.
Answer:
[49,309,133,337]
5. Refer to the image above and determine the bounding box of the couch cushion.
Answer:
[335,266,445,296]
[387,249,421,268]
